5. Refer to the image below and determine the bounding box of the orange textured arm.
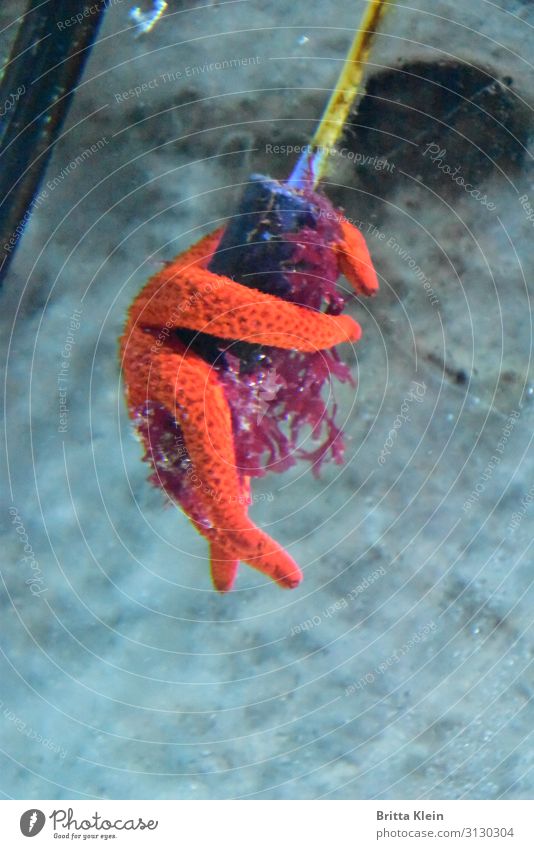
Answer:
[131,264,361,351]
[335,218,379,296]
[168,227,225,268]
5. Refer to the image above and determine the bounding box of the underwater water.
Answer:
[1,0,533,800]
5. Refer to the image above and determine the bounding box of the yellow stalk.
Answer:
[289,0,392,187]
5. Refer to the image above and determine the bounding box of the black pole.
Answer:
[0,0,107,286]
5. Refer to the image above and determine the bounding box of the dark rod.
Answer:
[0,0,107,286]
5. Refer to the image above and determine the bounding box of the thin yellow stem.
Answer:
[289,0,391,187]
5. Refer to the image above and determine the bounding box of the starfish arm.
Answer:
[130,339,302,589]
[120,213,375,592]
[168,227,225,268]
[130,264,361,351]
[209,542,239,593]
[207,523,302,590]
[334,218,379,296]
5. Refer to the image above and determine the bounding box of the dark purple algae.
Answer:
[135,174,356,511]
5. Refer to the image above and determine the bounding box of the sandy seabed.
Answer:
[1,0,533,799]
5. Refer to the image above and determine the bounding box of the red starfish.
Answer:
[120,178,378,592]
